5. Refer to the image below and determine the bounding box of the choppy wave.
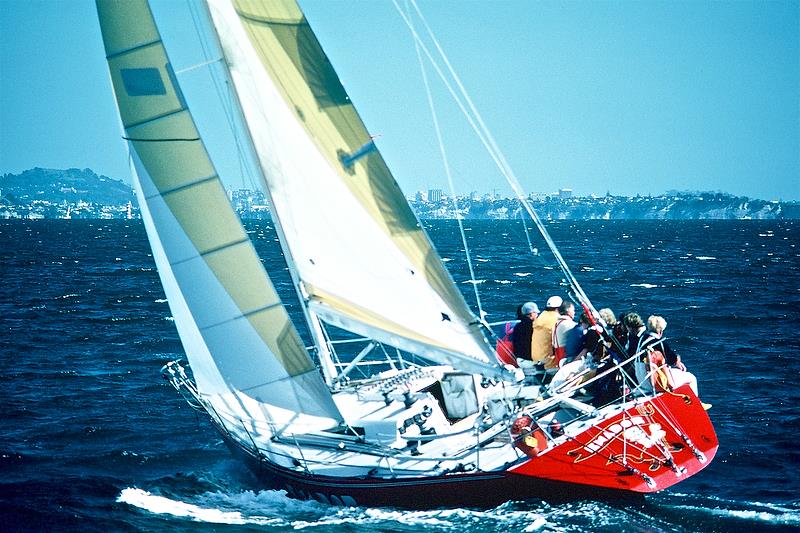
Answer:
[119,486,621,531]
[119,488,282,526]
[119,485,793,532]
[651,494,800,529]
[4,219,800,533]
[668,503,800,526]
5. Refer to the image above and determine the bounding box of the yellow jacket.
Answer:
[532,309,560,369]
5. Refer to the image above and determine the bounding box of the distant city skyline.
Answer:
[1,1,797,200]
[4,166,796,221]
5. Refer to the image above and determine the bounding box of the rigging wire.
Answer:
[185,0,259,193]
[405,2,485,319]
[516,207,538,256]
[392,0,599,318]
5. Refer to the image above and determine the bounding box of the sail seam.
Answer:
[123,135,200,143]
[237,367,322,395]
[124,107,186,131]
[242,302,284,317]
[150,174,218,199]
[198,237,250,258]
[167,237,250,268]
[197,302,283,333]
[105,38,161,60]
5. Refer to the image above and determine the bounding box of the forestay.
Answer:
[206,0,504,378]
[96,0,342,428]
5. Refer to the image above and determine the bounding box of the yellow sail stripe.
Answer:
[231,0,485,345]
[97,0,315,378]
[305,284,453,352]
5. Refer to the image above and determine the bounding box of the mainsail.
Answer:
[96,0,342,427]
[206,0,504,378]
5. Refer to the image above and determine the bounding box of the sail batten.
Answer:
[152,174,219,198]
[206,0,503,377]
[124,107,187,130]
[96,0,342,427]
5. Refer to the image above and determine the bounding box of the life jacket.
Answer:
[636,334,674,392]
[495,321,519,367]
[551,317,574,366]
[647,349,674,392]
[532,310,559,368]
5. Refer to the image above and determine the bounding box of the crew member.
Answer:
[512,301,539,361]
[552,300,577,366]
[531,296,562,369]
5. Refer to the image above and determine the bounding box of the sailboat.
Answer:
[96,0,717,508]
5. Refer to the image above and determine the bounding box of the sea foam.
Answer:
[118,488,254,525]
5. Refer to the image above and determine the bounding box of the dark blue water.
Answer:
[2,219,798,532]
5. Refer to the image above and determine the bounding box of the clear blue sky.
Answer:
[1,0,798,200]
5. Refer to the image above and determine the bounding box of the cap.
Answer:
[521,302,539,315]
[546,296,563,309]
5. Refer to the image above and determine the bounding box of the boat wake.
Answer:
[116,485,558,530]
[118,487,271,526]
[648,493,800,530]
[117,484,800,532]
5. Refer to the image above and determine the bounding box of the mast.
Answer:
[203,0,507,380]
[197,0,340,385]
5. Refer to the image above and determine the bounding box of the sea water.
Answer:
[1,219,798,532]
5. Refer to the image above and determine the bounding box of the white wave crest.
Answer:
[118,487,555,530]
[630,283,659,289]
[118,487,325,526]
[118,488,257,525]
[667,503,800,525]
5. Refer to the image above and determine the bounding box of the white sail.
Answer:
[206,0,505,378]
[96,0,342,429]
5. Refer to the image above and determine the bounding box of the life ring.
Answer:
[510,415,548,457]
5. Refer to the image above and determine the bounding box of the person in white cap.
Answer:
[531,295,562,369]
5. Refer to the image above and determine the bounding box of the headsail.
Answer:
[206,0,504,378]
[96,0,342,426]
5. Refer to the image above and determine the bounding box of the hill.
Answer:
[0,167,134,206]
[1,167,797,220]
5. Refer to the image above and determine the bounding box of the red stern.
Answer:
[510,385,719,492]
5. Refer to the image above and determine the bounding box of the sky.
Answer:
[0,0,798,200]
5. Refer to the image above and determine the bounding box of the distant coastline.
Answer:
[1,167,797,220]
